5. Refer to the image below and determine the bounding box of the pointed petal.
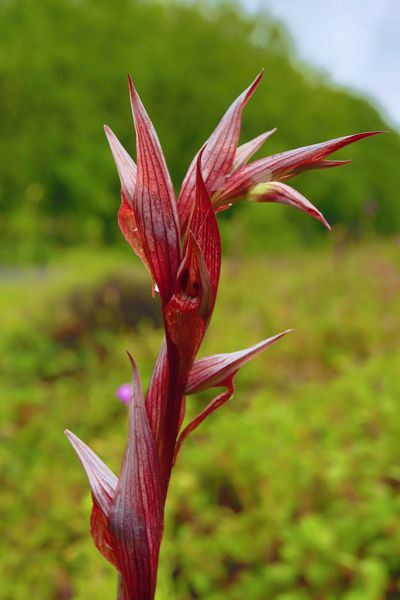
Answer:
[188,149,221,307]
[215,131,384,204]
[128,75,181,304]
[178,71,264,234]
[109,355,163,600]
[65,429,117,516]
[104,125,137,205]
[186,330,292,394]
[249,181,331,230]
[118,196,155,287]
[232,128,276,172]
[174,377,234,461]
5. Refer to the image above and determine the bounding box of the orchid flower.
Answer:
[66,71,381,599]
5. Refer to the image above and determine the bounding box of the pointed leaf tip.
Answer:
[186,329,292,394]
[104,125,137,205]
[65,429,117,516]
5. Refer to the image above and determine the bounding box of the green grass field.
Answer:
[1,239,400,599]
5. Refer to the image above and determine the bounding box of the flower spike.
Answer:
[178,70,264,234]
[75,70,381,600]
[128,75,181,304]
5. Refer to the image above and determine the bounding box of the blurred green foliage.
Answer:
[1,239,400,598]
[0,0,399,263]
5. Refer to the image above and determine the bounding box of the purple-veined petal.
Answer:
[104,125,137,205]
[65,429,117,516]
[248,181,331,230]
[118,196,155,293]
[165,232,211,355]
[232,128,276,172]
[128,75,181,304]
[215,131,384,204]
[186,330,292,394]
[109,354,163,600]
[178,70,264,234]
[187,149,221,309]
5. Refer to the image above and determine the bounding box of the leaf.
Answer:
[178,70,264,234]
[175,330,292,458]
[64,429,117,516]
[65,430,119,569]
[128,75,181,304]
[186,330,291,394]
[104,125,137,205]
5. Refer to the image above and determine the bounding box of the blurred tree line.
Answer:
[0,0,399,262]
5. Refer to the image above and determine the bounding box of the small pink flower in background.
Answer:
[65,70,381,600]
[116,383,133,405]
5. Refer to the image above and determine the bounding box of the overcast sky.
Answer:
[240,0,400,127]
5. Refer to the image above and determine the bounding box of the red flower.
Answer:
[67,72,382,599]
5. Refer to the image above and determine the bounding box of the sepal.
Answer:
[104,125,137,205]
[248,181,331,230]
[178,71,264,234]
[215,131,383,205]
[64,429,117,515]
[128,75,181,304]
[232,128,276,172]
